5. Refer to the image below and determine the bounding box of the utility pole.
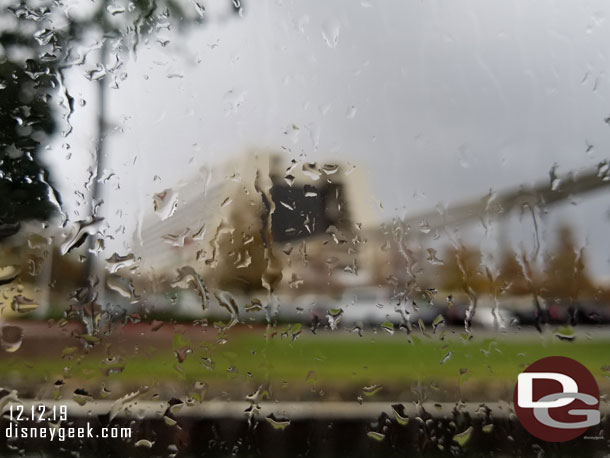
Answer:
[84,12,108,335]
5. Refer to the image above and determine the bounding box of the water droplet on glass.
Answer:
[301,163,321,181]
[175,347,192,363]
[426,248,444,265]
[391,404,409,425]
[440,351,453,365]
[367,431,385,441]
[72,389,93,406]
[135,439,155,448]
[549,163,561,191]
[321,21,341,48]
[326,308,343,330]
[1,325,23,352]
[11,295,39,313]
[106,3,125,15]
[555,327,576,341]
[191,0,206,18]
[453,426,473,446]
[266,414,291,430]
[105,253,136,273]
[362,384,383,397]
[153,189,179,220]
[0,265,19,285]
[380,320,394,335]
[322,163,339,175]
[106,274,137,299]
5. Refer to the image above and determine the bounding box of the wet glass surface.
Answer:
[1,0,610,456]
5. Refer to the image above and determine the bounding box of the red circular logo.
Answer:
[513,356,600,442]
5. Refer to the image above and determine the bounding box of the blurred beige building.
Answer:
[135,151,383,296]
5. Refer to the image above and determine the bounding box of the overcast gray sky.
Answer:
[46,0,610,278]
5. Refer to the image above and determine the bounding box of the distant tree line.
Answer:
[433,224,601,302]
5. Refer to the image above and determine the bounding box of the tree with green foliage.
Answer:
[1,0,243,241]
[0,5,63,239]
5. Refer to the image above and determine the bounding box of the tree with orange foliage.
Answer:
[542,224,594,301]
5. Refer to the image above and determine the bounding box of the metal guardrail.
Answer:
[4,400,610,421]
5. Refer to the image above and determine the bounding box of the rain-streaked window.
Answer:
[1,0,609,456]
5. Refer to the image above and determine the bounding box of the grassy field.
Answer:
[1,325,609,401]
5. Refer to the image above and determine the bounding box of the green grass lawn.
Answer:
[2,329,609,400]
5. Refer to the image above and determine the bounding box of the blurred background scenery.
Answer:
[1,0,610,456]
